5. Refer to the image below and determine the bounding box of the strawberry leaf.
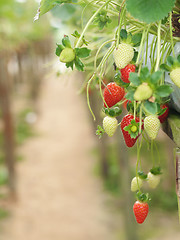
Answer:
[167,56,175,66]
[131,33,142,47]
[75,48,91,58]
[150,71,162,85]
[177,54,180,63]
[65,61,74,70]
[160,63,171,72]
[144,101,157,115]
[120,29,128,40]
[140,67,150,81]
[156,85,173,97]
[114,72,130,88]
[129,72,141,86]
[125,90,135,101]
[126,0,176,23]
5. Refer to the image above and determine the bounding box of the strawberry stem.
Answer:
[169,12,175,58]
[155,20,161,72]
[133,101,136,119]
[136,28,146,65]
[87,74,96,120]
[151,140,155,168]
[139,103,143,135]
[116,4,126,48]
[136,139,142,193]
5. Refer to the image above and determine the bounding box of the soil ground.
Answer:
[0,73,120,240]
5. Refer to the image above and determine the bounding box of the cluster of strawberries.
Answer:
[97,42,170,224]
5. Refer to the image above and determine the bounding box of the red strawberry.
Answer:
[104,82,125,108]
[121,114,143,147]
[133,201,149,224]
[158,104,169,123]
[120,64,136,83]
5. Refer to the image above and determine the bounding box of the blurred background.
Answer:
[0,0,180,239]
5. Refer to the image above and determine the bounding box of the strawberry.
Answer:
[59,47,75,63]
[134,83,153,101]
[113,43,134,69]
[121,114,143,147]
[103,116,118,137]
[133,201,149,224]
[120,64,136,83]
[131,177,143,192]
[147,172,160,189]
[170,67,180,88]
[158,104,169,123]
[144,115,160,140]
[103,82,125,108]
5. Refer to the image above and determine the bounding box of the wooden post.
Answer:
[0,52,16,198]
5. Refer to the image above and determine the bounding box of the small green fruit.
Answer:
[103,116,118,137]
[170,67,180,88]
[134,83,153,101]
[59,48,75,63]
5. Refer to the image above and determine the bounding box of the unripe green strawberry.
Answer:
[103,116,118,137]
[134,83,153,101]
[59,47,75,63]
[144,115,160,140]
[131,177,143,192]
[113,43,134,69]
[147,172,160,189]
[170,67,180,88]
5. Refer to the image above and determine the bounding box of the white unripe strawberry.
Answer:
[131,177,143,192]
[147,172,160,189]
[170,67,180,88]
[144,115,160,140]
[103,116,118,137]
[134,83,153,101]
[113,43,134,69]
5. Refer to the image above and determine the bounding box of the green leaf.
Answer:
[129,72,141,86]
[177,54,180,63]
[156,85,173,97]
[75,48,91,58]
[160,63,171,71]
[71,30,80,38]
[131,33,142,47]
[150,71,162,84]
[125,90,135,101]
[65,61,74,70]
[74,57,84,71]
[167,56,175,66]
[126,0,176,23]
[55,44,64,56]
[62,35,71,48]
[120,29,128,40]
[114,72,130,88]
[140,67,150,80]
[144,101,157,114]
[132,50,138,63]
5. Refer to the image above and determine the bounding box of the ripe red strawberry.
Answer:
[120,64,136,83]
[158,104,169,123]
[121,114,143,147]
[104,82,125,108]
[133,201,149,224]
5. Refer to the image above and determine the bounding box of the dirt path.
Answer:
[0,73,119,240]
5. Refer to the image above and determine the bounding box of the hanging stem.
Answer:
[136,28,146,65]
[76,0,112,48]
[169,12,175,57]
[155,20,161,72]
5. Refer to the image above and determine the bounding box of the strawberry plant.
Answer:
[36,0,180,224]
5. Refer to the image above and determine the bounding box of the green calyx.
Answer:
[136,191,150,203]
[119,29,142,47]
[104,106,122,117]
[96,125,105,139]
[124,119,140,138]
[150,166,162,175]
[60,48,75,63]
[138,171,147,180]
[160,55,180,72]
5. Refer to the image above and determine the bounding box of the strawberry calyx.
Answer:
[150,166,162,175]
[138,171,147,180]
[160,54,180,72]
[124,119,140,139]
[136,191,150,203]
[114,72,130,88]
[104,106,122,117]
[96,125,105,139]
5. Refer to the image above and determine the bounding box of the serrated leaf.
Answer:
[74,57,84,71]
[126,0,176,24]
[120,29,128,40]
[131,33,142,47]
[144,101,157,114]
[156,85,173,97]
[140,67,150,80]
[160,63,171,71]
[150,71,162,84]
[129,72,141,86]
[75,48,91,58]
[55,44,64,56]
